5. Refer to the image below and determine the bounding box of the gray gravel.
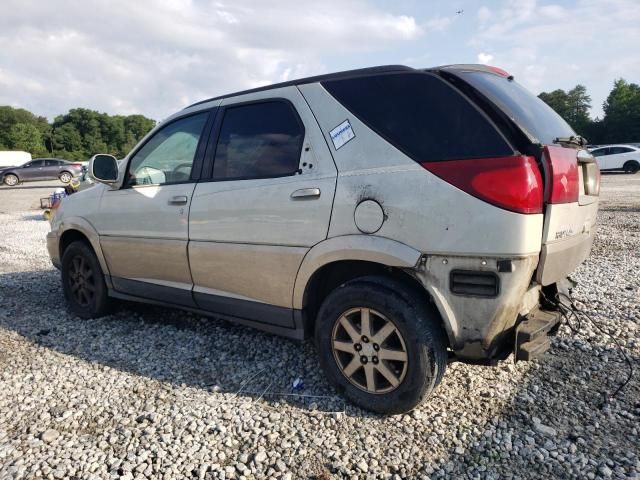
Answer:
[0,174,639,479]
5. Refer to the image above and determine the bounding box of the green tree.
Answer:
[6,123,47,155]
[538,85,591,135]
[601,79,640,143]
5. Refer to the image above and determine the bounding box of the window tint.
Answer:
[213,101,304,180]
[609,147,633,154]
[322,72,512,162]
[591,148,609,157]
[28,160,45,167]
[126,112,208,187]
[45,159,61,166]
[454,71,575,145]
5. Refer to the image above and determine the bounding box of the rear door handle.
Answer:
[290,188,321,200]
[168,195,189,205]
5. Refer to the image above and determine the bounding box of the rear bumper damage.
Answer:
[414,254,542,362]
[514,308,562,361]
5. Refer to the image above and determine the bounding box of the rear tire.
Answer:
[59,171,73,183]
[623,161,639,174]
[315,276,447,414]
[61,241,110,318]
[3,174,18,186]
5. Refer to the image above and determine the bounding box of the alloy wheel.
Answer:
[4,174,18,186]
[331,307,409,394]
[68,254,97,306]
[60,172,72,183]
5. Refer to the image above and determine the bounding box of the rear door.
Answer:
[442,66,600,285]
[44,159,62,179]
[188,87,337,327]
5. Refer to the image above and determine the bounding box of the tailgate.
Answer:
[536,146,599,285]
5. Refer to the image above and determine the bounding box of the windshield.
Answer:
[455,71,575,145]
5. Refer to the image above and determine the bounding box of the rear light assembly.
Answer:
[421,155,543,214]
[542,146,579,204]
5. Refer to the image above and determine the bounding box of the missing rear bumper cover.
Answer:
[450,270,499,298]
[514,308,562,361]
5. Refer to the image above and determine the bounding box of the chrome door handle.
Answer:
[290,188,321,199]
[168,195,188,205]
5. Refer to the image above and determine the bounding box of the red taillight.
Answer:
[421,155,543,214]
[543,146,579,204]
[71,163,83,167]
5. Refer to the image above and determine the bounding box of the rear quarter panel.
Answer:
[298,83,543,257]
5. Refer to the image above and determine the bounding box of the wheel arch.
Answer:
[294,235,422,309]
[58,218,111,283]
[294,236,452,344]
[623,159,640,172]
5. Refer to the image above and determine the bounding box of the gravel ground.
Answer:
[0,175,638,480]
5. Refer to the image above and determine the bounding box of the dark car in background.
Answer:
[0,158,84,186]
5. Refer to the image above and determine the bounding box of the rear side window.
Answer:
[322,72,512,162]
[213,101,304,180]
[454,71,575,145]
[609,147,633,154]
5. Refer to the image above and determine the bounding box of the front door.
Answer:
[189,88,337,327]
[20,159,47,180]
[94,110,213,306]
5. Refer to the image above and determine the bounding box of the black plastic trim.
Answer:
[449,270,500,298]
[192,291,294,328]
[111,277,197,307]
[107,283,306,341]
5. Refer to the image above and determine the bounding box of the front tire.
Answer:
[315,277,447,414]
[3,174,19,186]
[623,161,639,174]
[61,241,110,318]
[59,171,73,183]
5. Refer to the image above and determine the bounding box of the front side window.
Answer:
[213,101,304,180]
[27,160,45,168]
[126,112,208,187]
[591,148,609,157]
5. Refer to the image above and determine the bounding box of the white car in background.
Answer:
[590,144,640,173]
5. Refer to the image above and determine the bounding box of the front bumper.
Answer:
[47,231,61,270]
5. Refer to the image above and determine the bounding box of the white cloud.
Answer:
[477,6,492,23]
[0,0,424,120]
[470,0,640,118]
[478,52,494,64]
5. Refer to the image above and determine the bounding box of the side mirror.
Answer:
[90,154,119,184]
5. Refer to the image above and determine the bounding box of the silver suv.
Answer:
[47,65,599,413]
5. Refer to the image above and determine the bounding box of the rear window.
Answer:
[454,71,575,145]
[322,72,512,162]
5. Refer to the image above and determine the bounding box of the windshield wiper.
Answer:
[553,135,588,147]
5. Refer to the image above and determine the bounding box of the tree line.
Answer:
[0,106,155,161]
[538,78,640,145]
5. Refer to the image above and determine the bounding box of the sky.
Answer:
[0,0,638,121]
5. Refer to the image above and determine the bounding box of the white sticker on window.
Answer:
[329,119,355,150]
